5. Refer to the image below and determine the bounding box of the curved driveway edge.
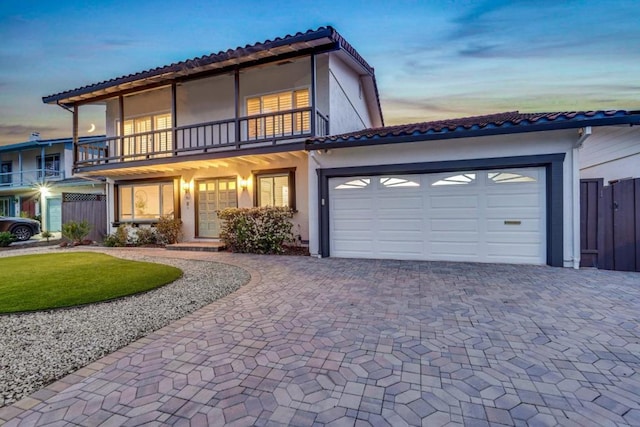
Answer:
[1,249,639,426]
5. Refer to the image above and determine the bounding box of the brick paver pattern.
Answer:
[1,249,639,426]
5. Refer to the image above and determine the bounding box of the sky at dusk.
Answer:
[1,0,639,145]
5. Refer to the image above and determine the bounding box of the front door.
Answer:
[197,177,237,238]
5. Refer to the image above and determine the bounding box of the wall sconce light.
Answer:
[182,180,192,207]
[37,184,51,198]
[239,177,249,191]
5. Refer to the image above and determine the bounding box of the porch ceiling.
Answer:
[78,151,307,178]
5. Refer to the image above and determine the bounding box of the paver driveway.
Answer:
[2,249,640,426]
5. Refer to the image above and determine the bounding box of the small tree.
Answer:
[62,220,91,245]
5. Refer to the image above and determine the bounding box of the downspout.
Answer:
[573,126,592,269]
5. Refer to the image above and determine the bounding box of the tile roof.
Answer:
[42,26,376,106]
[308,110,640,147]
[0,135,105,152]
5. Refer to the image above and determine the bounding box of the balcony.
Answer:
[76,108,329,169]
[0,169,64,189]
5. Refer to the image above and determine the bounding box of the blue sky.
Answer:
[1,0,639,144]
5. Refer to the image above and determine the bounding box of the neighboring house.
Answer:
[0,134,106,232]
[41,26,640,267]
[578,122,640,183]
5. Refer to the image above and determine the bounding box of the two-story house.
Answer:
[0,133,106,232]
[42,26,640,267]
[43,27,382,244]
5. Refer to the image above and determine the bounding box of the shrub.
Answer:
[103,224,130,247]
[155,216,182,244]
[135,227,158,245]
[62,220,91,244]
[0,231,16,247]
[41,230,53,242]
[218,206,294,254]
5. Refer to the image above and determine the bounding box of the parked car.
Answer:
[0,216,41,241]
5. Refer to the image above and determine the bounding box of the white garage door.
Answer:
[329,168,546,264]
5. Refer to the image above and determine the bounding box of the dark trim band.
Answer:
[317,153,565,267]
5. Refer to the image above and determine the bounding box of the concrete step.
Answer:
[165,241,226,252]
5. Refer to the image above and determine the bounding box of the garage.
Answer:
[328,167,546,264]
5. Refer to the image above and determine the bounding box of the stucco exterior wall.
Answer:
[307,130,579,267]
[579,125,640,183]
[328,55,373,134]
[177,75,234,127]
[105,55,332,135]
[106,88,173,137]
[105,152,309,243]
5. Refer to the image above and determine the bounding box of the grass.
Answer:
[0,252,183,314]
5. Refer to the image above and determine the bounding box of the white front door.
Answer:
[328,168,546,264]
[197,178,237,238]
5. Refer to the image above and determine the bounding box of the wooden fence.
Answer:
[61,193,107,242]
[580,178,640,271]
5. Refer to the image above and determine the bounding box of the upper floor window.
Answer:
[246,89,310,139]
[0,162,11,185]
[37,154,61,178]
[117,113,172,159]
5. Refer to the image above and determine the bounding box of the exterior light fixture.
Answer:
[38,184,51,198]
[182,180,193,207]
[239,177,249,191]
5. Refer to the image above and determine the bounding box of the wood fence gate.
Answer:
[580,178,640,271]
[61,193,107,242]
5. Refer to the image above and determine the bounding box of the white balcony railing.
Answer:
[0,169,64,188]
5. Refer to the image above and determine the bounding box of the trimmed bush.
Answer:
[0,231,16,247]
[218,207,294,254]
[62,220,91,244]
[156,215,182,244]
[103,224,130,247]
[135,227,158,245]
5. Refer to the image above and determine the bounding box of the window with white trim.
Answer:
[117,113,172,159]
[254,169,296,210]
[246,89,310,139]
[1,161,12,184]
[118,181,175,221]
[37,154,61,178]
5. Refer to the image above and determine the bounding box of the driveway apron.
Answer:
[1,249,639,426]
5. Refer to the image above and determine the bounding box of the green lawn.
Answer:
[0,252,183,313]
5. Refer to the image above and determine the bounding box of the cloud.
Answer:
[0,124,60,140]
[457,43,500,58]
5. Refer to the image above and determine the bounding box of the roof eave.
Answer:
[43,27,372,106]
[306,114,640,151]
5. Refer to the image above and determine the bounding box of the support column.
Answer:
[40,146,46,184]
[234,68,240,148]
[72,104,79,167]
[119,95,125,159]
[171,82,177,155]
[18,151,23,186]
[310,54,317,136]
